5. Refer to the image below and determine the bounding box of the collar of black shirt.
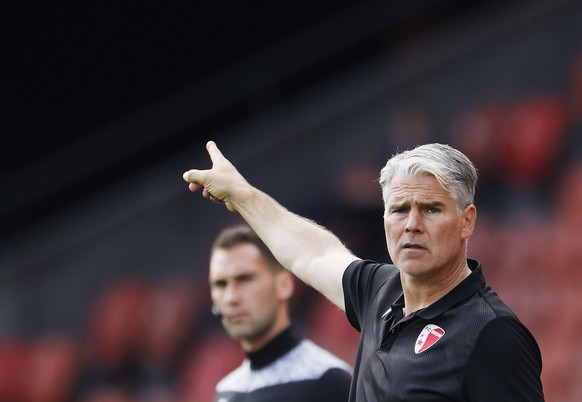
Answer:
[416,259,485,320]
[246,324,302,370]
[383,259,485,323]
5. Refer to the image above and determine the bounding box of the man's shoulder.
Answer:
[345,260,402,303]
[345,259,400,284]
[215,360,250,392]
[295,339,352,374]
[216,340,351,394]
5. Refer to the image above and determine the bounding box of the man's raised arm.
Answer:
[183,141,358,309]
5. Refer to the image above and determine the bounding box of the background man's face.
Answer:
[209,244,282,347]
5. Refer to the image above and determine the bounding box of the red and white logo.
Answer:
[415,324,445,354]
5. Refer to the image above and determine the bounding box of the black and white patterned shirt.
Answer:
[214,326,352,402]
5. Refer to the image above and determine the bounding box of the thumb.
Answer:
[182,140,220,184]
[182,169,203,184]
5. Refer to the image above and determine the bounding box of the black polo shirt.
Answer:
[343,258,544,401]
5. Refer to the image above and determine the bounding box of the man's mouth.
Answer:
[402,243,426,250]
[228,312,247,322]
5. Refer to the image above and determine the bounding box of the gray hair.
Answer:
[379,143,478,213]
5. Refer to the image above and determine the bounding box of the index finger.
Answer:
[205,140,225,164]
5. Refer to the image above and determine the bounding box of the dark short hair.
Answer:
[212,224,282,270]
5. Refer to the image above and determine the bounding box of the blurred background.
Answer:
[2,0,581,401]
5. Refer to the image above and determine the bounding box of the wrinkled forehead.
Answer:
[386,173,452,201]
[387,171,450,195]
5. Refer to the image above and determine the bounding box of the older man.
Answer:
[184,141,544,400]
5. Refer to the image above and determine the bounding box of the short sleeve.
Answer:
[462,317,544,401]
[342,260,398,332]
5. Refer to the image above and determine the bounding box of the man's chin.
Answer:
[224,325,251,340]
[398,260,429,276]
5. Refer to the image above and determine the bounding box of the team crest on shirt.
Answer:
[415,324,445,354]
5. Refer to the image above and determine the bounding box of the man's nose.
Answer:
[223,283,240,304]
[405,209,423,232]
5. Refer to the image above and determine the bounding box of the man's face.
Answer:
[383,173,475,281]
[209,243,288,350]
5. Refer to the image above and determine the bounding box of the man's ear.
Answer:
[276,271,295,301]
[461,204,477,240]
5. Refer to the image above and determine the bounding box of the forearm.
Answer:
[232,186,357,309]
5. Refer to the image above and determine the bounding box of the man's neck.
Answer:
[245,325,301,370]
[402,259,471,315]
